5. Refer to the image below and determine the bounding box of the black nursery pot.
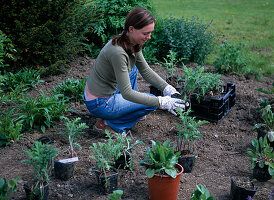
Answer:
[95,168,119,194]
[54,160,74,181]
[23,183,49,200]
[114,153,131,170]
[178,154,195,173]
[230,176,258,200]
[253,164,272,182]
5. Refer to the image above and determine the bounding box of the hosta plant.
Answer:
[190,184,215,200]
[108,190,123,200]
[247,136,274,177]
[0,176,20,200]
[0,109,23,147]
[139,140,180,178]
[58,117,89,158]
[253,104,274,142]
[2,68,43,93]
[51,77,86,103]
[175,108,208,154]
[15,90,68,133]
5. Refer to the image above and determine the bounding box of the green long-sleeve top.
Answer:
[86,40,168,107]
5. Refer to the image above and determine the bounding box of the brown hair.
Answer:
[112,7,156,55]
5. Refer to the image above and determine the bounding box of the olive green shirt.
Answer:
[86,40,167,107]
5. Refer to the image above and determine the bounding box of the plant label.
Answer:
[58,157,79,163]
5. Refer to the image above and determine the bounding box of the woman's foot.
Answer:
[93,119,117,134]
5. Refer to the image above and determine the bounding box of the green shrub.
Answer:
[0,30,16,69]
[0,110,23,147]
[15,91,68,133]
[214,40,249,75]
[83,0,154,54]
[152,16,215,64]
[0,0,96,70]
[51,77,86,103]
[190,184,215,200]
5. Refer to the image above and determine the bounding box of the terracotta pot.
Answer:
[148,163,183,200]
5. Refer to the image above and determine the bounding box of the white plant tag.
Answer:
[58,157,79,163]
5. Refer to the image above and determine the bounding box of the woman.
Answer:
[84,7,186,133]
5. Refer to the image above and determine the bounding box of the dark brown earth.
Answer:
[1,57,273,200]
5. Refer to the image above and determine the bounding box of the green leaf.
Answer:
[146,168,155,178]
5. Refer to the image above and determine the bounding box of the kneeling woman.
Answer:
[84,7,185,133]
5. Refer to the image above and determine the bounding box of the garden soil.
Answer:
[1,57,273,200]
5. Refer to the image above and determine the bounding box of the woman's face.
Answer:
[127,22,155,46]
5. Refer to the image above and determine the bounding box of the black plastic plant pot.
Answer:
[114,153,131,170]
[230,176,258,200]
[253,164,272,182]
[23,183,49,200]
[178,154,195,173]
[54,160,74,181]
[149,85,162,96]
[189,82,236,122]
[95,168,119,194]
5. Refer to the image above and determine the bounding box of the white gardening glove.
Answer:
[163,84,180,97]
[158,96,186,116]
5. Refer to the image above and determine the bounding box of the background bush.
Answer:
[146,16,215,64]
[0,0,96,72]
[83,0,154,58]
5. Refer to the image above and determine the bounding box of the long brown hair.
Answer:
[112,7,155,55]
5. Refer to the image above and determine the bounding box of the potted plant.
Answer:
[247,136,274,182]
[190,184,215,200]
[150,50,183,96]
[253,104,274,148]
[55,117,89,181]
[21,141,58,200]
[139,140,183,200]
[106,131,144,170]
[89,130,122,194]
[0,176,20,200]
[230,176,258,200]
[174,108,208,173]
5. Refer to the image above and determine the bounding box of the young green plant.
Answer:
[21,141,58,196]
[139,140,180,178]
[0,176,20,200]
[175,108,208,154]
[106,131,144,170]
[190,184,215,200]
[247,136,274,177]
[58,117,89,158]
[181,65,223,102]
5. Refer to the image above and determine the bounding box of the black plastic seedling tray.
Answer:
[149,82,236,122]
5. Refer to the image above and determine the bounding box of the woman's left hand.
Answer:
[163,84,180,96]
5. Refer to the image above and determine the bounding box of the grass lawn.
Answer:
[152,0,274,76]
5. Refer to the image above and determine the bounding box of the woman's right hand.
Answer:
[158,96,186,116]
